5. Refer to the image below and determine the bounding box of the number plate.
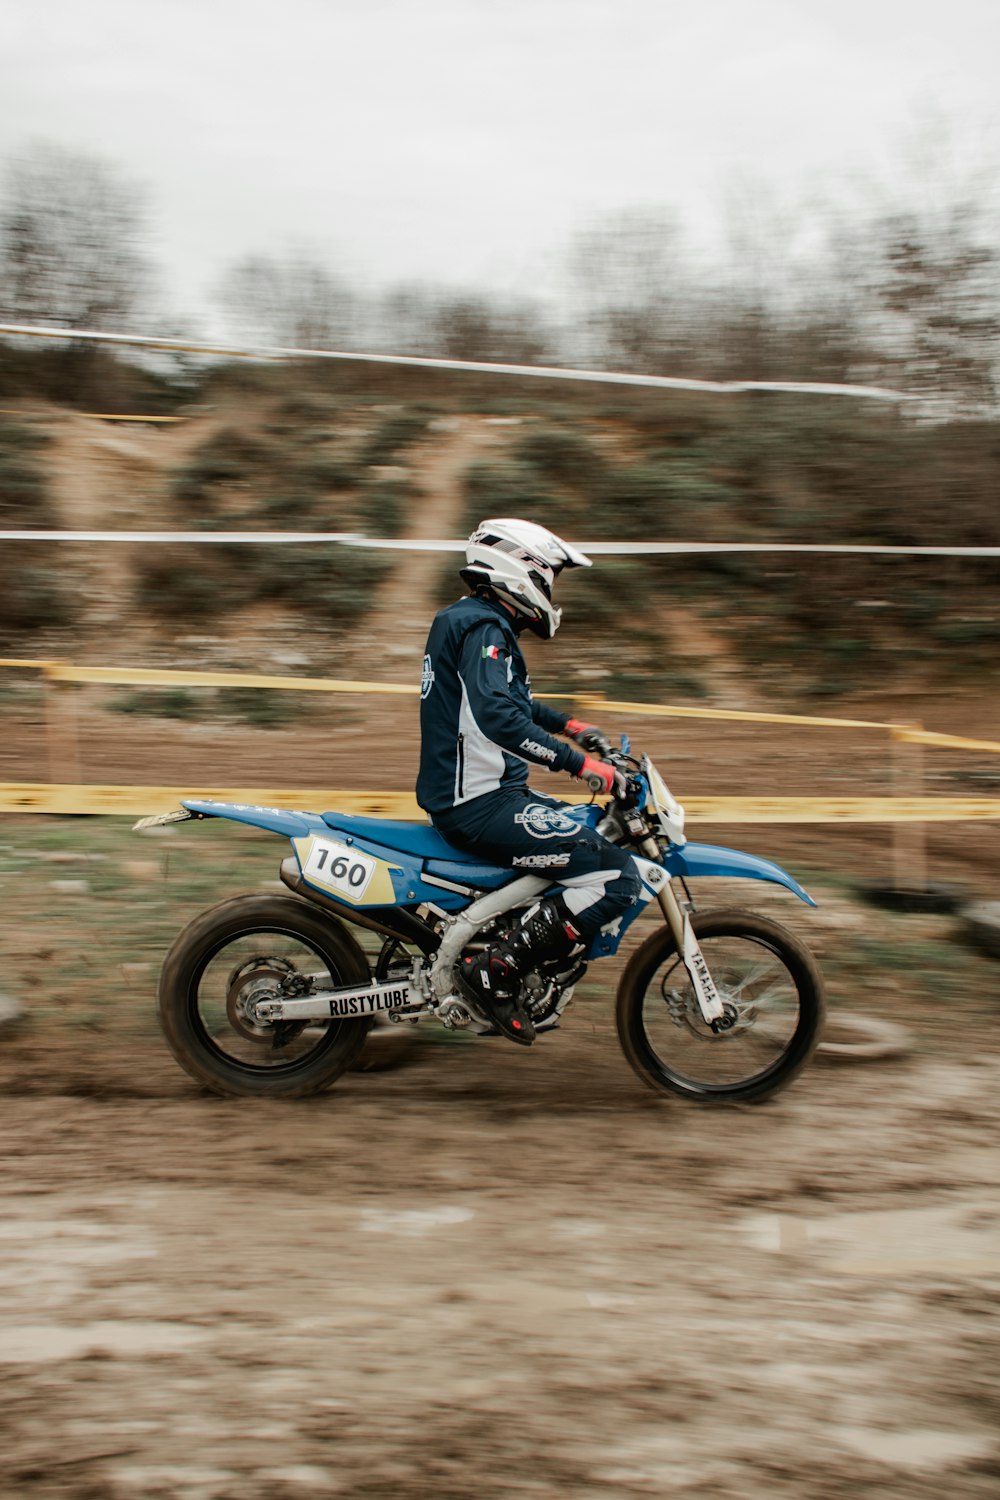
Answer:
[302,838,377,901]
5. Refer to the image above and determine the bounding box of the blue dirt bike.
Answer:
[141,741,824,1104]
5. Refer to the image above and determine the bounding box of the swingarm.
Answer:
[248,972,419,1023]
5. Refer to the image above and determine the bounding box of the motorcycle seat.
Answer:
[320,812,487,864]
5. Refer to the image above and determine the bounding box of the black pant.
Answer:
[434,788,642,942]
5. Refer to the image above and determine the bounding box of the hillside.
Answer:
[1,360,999,720]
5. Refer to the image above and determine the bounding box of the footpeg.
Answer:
[438,999,474,1029]
[437,998,496,1034]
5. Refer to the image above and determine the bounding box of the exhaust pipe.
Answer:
[279,858,439,955]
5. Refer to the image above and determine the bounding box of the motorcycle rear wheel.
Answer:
[616,909,824,1103]
[158,894,372,1098]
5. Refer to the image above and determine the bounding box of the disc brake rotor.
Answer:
[226,955,299,1044]
[661,971,755,1040]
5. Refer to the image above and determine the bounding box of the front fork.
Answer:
[638,837,726,1027]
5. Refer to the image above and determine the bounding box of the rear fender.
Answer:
[178,800,500,913]
[180,798,329,839]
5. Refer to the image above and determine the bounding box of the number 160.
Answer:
[315,848,369,888]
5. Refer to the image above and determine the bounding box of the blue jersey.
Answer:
[416,594,585,816]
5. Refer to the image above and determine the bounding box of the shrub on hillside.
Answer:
[512,427,604,487]
[361,476,414,538]
[0,420,50,512]
[151,417,398,626]
[463,459,561,519]
[131,547,235,621]
[0,422,69,634]
[357,412,429,467]
[293,455,362,492]
[170,429,275,510]
[249,546,389,621]
[110,687,200,719]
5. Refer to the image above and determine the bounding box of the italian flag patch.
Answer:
[482,644,501,660]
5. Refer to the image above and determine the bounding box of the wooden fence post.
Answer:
[891,723,927,892]
[43,667,81,788]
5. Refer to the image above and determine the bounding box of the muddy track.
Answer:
[1,1019,998,1499]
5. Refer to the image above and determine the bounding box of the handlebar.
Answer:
[584,745,644,801]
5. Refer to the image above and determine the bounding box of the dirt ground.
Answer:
[0,977,998,1499]
[1,704,999,1499]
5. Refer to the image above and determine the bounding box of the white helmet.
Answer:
[461,517,592,638]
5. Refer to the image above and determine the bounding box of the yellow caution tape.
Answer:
[0,660,897,721]
[0,409,184,423]
[44,665,421,694]
[0,785,428,818]
[2,784,1000,822]
[891,726,1000,754]
[682,796,1000,822]
[2,659,998,753]
[575,694,896,732]
[1,659,577,699]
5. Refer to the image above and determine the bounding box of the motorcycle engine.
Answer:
[523,960,587,1027]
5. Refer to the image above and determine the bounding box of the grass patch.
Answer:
[109,686,293,728]
[0,817,289,1036]
[110,687,202,720]
[214,687,288,727]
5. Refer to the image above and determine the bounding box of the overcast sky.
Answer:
[3,0,999,325]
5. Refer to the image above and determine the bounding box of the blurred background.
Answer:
[2,2,999,704]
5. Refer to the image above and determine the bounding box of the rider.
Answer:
[417,517,642,1046]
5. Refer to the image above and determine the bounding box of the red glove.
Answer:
[577,754,624,797]
[566,718,612,756]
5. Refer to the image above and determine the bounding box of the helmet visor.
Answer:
[527,564,555,602]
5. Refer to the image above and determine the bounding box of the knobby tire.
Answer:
[158,894,372,1099]
[615,908,825,1103]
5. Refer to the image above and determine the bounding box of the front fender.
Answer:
[663,841,817,907]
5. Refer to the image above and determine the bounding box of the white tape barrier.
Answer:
[1,530,998,557]
[0,321,914,403]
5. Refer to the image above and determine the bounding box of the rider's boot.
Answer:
[457,898,582,1046]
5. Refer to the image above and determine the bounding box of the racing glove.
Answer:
[577,754,625,797]
[566,718,612,757]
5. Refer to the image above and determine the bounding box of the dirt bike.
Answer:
[140,740,825,1104]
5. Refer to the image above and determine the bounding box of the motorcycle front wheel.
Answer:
[616,909,825,1104]
[158,895,373,1098]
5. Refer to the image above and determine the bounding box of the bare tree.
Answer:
[563,209,691,370]
[708,182,871,384]
[824,114,1000,413]
[0,141,154,329]
[427,293,552,365]
[863,204,1000,414]
[218,253,358,349]
[371,283,553,364]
